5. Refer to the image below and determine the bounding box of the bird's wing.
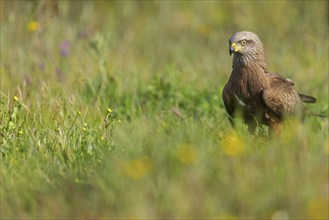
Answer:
[266,72,295,85]
[265,72,317,103]
[262,74,302,116]
[222,83,235,117]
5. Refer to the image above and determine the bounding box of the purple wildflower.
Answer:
[59,41,71,57]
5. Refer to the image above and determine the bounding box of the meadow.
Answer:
[1,1,328,219]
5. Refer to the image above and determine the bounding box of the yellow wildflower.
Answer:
[216,213,237,220]
[27,21,40,32]
[107,108,113,113]
[18,130,23,135]
[124,157,153,179]
[221,132,245,157]
[307,197,329,219]
[13,96,19,102]
[176,143,199,164]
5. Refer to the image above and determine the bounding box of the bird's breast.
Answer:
[230,64,268,102]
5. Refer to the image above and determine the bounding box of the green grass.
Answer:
[1,1,328,219]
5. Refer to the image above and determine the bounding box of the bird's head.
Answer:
[228,31,264,57]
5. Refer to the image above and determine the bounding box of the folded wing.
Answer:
[262,74,303,117]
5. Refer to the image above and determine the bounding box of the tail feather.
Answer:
[299,93,317,103]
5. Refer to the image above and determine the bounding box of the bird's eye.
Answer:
[241,40,247,45]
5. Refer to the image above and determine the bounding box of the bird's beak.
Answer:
[229,42,237,56]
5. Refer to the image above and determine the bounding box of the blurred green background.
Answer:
[1,1,328,219]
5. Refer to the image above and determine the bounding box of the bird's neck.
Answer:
[233,51,267,70]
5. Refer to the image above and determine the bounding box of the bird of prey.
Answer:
[222,31,316,134]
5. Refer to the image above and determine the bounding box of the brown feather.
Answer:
[222,31,316,134]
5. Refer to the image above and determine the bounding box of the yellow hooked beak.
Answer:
[229,42,240,55]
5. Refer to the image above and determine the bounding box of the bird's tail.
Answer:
[299,94,327,118]
[299,93,317,103]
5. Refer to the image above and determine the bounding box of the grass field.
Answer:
[1,1,328,219]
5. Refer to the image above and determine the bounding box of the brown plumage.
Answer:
[222,31,316,134]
